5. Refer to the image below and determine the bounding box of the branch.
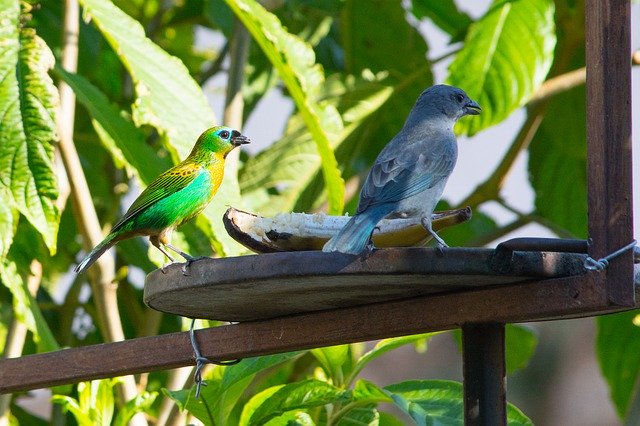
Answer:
[56,0,146,421]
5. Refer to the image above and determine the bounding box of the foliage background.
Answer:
[0,0,639,424]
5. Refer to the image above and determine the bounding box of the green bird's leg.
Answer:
[150,235,177,273]
[164,243,210,275]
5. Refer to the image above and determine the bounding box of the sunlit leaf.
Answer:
[224,0,345,214]
[55,67,169,184]
[248,380,348,425]
[447,0,556,135]
[79,0,245,256]
[0,2,59,254]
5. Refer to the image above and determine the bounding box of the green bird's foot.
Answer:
[181,256,209,276]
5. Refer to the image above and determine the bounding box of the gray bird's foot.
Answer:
[421,217,449,255]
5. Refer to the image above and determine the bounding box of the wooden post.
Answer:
[462,324,506,426]
[585,0,634,305]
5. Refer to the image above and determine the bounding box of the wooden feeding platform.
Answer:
[0,1,635,425]
[144,243,590,322]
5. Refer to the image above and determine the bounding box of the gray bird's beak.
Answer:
[231,130,251,147]
[464,99,481,116]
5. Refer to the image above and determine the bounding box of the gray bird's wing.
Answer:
[357,135,457,213]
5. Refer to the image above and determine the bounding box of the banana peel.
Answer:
[223,207,472,253]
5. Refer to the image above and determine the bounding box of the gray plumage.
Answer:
[323,84,481,254]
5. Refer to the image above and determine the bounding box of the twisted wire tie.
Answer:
[189,319,241,399]
[583,240,637,271]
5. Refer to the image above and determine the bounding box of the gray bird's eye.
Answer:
[456,94,465,103]
[219,130,230,139]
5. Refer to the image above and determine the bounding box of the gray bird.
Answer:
[323,84,481,255]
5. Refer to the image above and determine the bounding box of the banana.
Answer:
[223,207,472,253]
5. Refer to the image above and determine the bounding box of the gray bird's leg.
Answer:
[165,243,208,275]
[421,217,448,254]
[150,236,176,273]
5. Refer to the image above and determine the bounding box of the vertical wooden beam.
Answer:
[462,324,506,426]
[585,0,634,305]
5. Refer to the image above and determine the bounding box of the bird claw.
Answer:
[181,256,208,276]
[436,241,448,256]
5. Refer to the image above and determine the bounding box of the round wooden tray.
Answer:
[143,247,586,322]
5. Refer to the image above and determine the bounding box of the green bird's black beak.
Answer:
[464,99,481,116]
[230,130,251,147]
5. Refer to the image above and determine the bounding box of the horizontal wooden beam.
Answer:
[1,271,632,394]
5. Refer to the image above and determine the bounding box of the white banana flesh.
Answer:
[223,207,472,253]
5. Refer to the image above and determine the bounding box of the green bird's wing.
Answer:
[111,162,202,232]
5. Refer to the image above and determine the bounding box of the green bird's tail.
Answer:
[74,233,118,273]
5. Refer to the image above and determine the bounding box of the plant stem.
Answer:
[0,261,43,425]
[56,0,145,420]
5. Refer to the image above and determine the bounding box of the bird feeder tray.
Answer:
[144,246,587,322]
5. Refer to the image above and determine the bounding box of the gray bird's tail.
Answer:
[323,210,387,255]
[74,233,117,273]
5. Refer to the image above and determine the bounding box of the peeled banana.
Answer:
[223,207,472,253]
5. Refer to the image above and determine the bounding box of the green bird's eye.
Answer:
[219,130,230,139]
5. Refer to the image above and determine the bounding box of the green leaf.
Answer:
[52,395,94,426]
[528,85,586,238]
[0,188,18,259]
[351,380,392,405]
[447,0,556,135]
[240,385,283,426]
[597,311,640,419]
[239,74,395,214]
[165,352,303,426]
[224,0,345,215]
[0,2,60,254]
[341,0,428,77]
[249,380,348,426]
[337,405,379,426]
[0,259,58,353]
[264,411,316,426]
[55,67,169,184]
[79,0,245,256]
[349,333,439,384]
[410,0,472,39]
[384,380,532,425]
[94,379,115,426]
[113,391,157,426]
[505,324,537,374]
[311,345,350,384]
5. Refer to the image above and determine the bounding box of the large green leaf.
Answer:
[597,311,640,419]
[223,0,345,215]
[410,0,472,40]
[528,85,586,237]
[447,0,556,135]
[164,352,302,426]
[0,1,60,254]
[239,74,395,215]
[248,380,349,425]
[55,68,168,184]
[384,380,532,425]
[79,0,245,256]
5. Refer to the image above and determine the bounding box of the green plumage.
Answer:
[75,126,250,273]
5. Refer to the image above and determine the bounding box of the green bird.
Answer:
[74,126,250,274]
